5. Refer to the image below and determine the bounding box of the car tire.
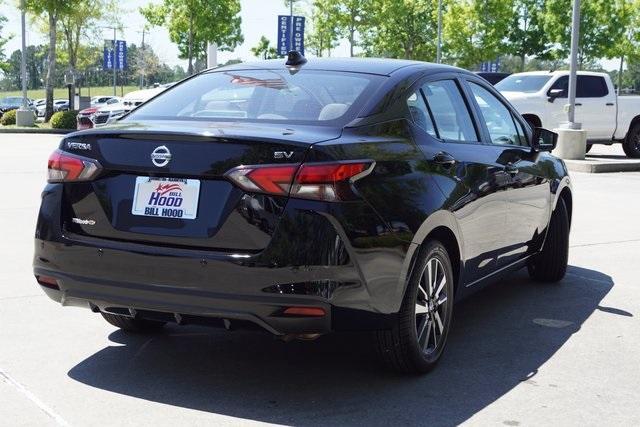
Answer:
[375,240,455,374]
[623,123,640,158]
[527,197,569,283]
[101,312,165,333]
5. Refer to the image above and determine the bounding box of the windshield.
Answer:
[495,75,552,93]
[125,69,384,126]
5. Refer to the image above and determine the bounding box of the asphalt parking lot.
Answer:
[1,134,639,426]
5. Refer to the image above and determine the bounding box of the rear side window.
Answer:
[577,76,608,97]
[421,80,478,142]
[406,91,437,138]
[549,75,609,98]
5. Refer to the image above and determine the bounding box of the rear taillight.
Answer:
[47,149,101,183]
[225,160,373,201]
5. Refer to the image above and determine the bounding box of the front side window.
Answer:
[470,82,526,146]
[421,80,478,142]
[126,69,383,126]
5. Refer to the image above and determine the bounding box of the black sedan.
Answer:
[34,54,571,374]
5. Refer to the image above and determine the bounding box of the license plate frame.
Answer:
[131,177,201,220]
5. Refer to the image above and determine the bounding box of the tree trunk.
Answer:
[520,52,526,72]
[45,12,57,122]
[187,13,194,75]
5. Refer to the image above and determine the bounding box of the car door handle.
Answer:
[575,103,582,106]
[606,102,615,106]
[433,152,456,167]
[504,163,519,176]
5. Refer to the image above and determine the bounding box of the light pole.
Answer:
[436,0,443,63]
[554,0,587,160]
[137,28,146,89]
[290,0,294,51]
[16,0,34,127]
[566,0,581,128]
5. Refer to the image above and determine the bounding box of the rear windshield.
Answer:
[125,69,384,126]
[495,75,552,93]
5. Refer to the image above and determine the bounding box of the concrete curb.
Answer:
[0,128,73,135]
[564,159,640,173]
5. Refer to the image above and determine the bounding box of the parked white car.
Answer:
[90,96,121,107]
[36,99,69,117]
[92,87,166,127]
[497,71,640,157]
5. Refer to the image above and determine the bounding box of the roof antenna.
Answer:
[285,51,307,67]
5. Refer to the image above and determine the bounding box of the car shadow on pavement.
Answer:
[68,266,613,426]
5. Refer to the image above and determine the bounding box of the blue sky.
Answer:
[2,0,617,71]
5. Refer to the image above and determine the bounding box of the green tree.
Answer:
[0,12,12,73]
[605,0,640,93]
[25,0,78,121]
[141,0,243,75]
[360,0,438,60]
[55,0,116,108]
[335,0,370,57]
[544,0,627,68]
[250,36,278,59]
[505,0,550,71]
[307,0,341,57]
[443,0,513,69]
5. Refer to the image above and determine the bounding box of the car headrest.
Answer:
[318,103,348,121]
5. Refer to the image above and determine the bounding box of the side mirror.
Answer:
[547,88,565,103]
[531,127,557,152]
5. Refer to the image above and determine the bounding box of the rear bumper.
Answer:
[34,184,409,335]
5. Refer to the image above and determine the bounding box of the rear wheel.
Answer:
[527,198,569,282]
[375,240,454,374]
[623,123,640,158]
[101,312,165,333]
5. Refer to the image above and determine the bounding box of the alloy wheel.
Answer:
[415,257,449,355]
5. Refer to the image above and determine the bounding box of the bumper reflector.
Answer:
[282,306,326,317]
[36,275,60,290]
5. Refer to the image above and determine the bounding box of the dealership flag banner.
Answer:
[103,40,127,70]
[277,15,305,56]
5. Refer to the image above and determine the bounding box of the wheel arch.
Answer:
[625,115,640,140]
[395,211,464,313]
[558,187,573,226]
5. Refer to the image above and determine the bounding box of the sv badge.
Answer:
[274,151,294,159]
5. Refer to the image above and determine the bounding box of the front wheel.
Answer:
[527,198,569,282]
[623,123,640,158]
[375,240,455,374]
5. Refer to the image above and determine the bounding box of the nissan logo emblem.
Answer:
[151,145,171,167]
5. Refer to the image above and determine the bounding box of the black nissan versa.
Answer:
[34,53,572,374]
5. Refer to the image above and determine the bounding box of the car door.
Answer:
[406,75,510,284]
[547,75,616,139]
[464,77,552,267]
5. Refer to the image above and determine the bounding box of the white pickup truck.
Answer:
[496,71,640,158]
